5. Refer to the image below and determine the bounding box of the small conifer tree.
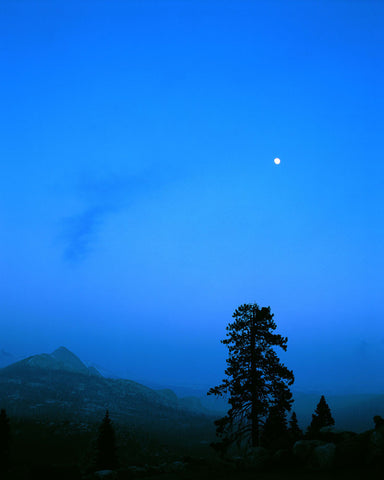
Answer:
[95,410,118,470]
[261,405,289,450]
[0,409,11,472]
[307,395,334,437]
[288,411,303,443]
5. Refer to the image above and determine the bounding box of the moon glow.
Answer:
[274,158,281,165]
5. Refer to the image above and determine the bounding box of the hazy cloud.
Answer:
[60,175,138,263]
[59,167,181,263]
[61,205,112,262]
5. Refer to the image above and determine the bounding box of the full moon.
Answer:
[274,157,281,165]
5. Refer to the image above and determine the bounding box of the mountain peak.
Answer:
[51,346,78,361]
[53,346,71,354]
[50,347,91,374]
[1,347,101,377]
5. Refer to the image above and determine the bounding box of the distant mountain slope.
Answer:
[156,388,210,414]
[0,347,215,442]
[3,347,382,435]
[143,381,229,414]
[4,346,101,377]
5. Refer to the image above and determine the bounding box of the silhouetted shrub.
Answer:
[95,410,118,471]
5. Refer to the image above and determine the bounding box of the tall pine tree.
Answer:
[95,410,118,470]
[208,303,294,449]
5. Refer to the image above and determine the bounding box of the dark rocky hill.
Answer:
[0,347,216,442]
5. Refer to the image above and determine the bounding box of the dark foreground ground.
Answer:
[4,467,383,480]
[3,418,383,480]
[151,471,383,480]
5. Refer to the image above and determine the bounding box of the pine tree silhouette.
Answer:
[261,405,289,450]
[95,410,118,470]
[0,409,11,473]
[208,303,294,449]
[288,411,303,443]
[307,395,335,437]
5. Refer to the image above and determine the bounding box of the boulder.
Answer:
[272,448,295,468]
[293,440,336,469]
[94,471,117,479]
[125,465,148,477]
[145,465,163,475]
[335,430,370,468]
[366,426,384,467]
[311,443,336,469]
[161,461,187,473]
[293,439,325,463]
[318,426,356,444]
[370,428,384,450]
[246,446,272,469]
[334,421,384,469]
[170,461,187,472]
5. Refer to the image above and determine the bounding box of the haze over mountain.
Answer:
[0,347,219,418]
[8,346,102,377]
[0,349,17,368]
[5,338,384,397]
[1,346,383,434]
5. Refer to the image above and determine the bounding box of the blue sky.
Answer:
[1,0,383,393]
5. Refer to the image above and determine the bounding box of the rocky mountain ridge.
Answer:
[2,347,384,433]
[5,346,101,377]
[0,346,216,445]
